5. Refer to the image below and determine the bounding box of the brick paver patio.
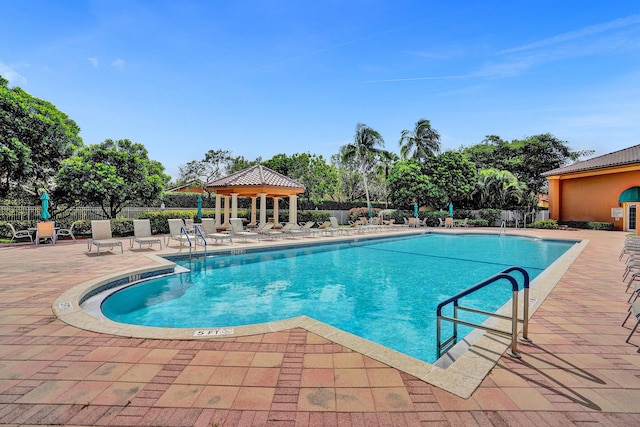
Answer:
[0,228,639,426]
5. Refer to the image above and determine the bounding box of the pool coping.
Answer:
[52,230,587,399]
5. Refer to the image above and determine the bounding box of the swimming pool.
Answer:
[101,233,576,363]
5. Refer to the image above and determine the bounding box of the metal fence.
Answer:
[0,206,165,222]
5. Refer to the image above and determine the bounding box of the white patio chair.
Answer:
[88,220,123,254]
[56,220,79,241]
[7,223,33,244]
[130,219,163,250]
[199,218,233,245]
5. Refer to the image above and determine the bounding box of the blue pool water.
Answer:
[102,233,575,362]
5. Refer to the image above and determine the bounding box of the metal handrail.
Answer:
[498,220,506,236]
[436,266,530,359]
[180,226,193,257]
[194,224,207,255]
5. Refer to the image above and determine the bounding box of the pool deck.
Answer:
[1,227,639,426]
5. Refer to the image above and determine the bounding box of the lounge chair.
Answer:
[255,222,282,240]
[620,236,640,261]
[438,218,445,228]
[622,301,640,352]
[317,220,338,236]
[199,218,233,244]
[458,218,469,228]
[348,220,364,234]
[56,220,79,241]
[7,223,33,244]
[166,218,194,248]
[35,221,55,245]
[88,220,123,254]
[300,221,320,237]
[326,217,345,235]
[229,218,260,242]
[281,222,305,238]
[130,219,163,250]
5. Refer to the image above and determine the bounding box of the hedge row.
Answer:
[531,219,615,230]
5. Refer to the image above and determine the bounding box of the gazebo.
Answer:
[206,164,305,228]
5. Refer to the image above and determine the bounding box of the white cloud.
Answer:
[0,62,27,86]
[87,57,99,69]
[112,58,125,71]
[499,14,640,55]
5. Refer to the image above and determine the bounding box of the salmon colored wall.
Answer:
[554,170,640,231]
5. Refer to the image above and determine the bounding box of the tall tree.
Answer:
[398,118,440,161]
[473,168,527,209]
[462,134,593,194]
[340,123,386,211]
[226,155,261,174]
[505,134,593,194]
[262,152,339,203]
[55,139,170,218]
[387,159,433,208]
[0,75,82,196]
[425,151,477,208]
[176,149,232,189]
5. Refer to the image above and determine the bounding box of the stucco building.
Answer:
[542,144,640,232]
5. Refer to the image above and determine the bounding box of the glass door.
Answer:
[629,204,637,232]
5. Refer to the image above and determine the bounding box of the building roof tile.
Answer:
[207,164,304,189]
[542,144,640,176]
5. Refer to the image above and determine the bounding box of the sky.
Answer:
[2,0,639,180]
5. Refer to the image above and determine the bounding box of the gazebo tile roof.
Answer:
[207,164,304,189]
[542,144,640,176]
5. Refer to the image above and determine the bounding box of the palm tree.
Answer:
[398,118,441,161]
[340,123,386,214]
[474,168,526,209]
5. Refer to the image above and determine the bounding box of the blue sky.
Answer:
[2,1,639,180]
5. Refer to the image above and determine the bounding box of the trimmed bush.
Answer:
[558,220,614,230]
[479,209,502,226]
[532,219,559,229]
[587,221,614,231]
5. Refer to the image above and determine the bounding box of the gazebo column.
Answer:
[289,194,297,224]
[273,197,279,224]
[250,197,257,225]
[215,193,221,227]
[231,193,239,219]
[223,196,230,225]
[259,193,267,225]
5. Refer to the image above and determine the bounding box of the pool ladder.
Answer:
[436,266,531,359]
[180,225,207,258]
[498,220,506,236]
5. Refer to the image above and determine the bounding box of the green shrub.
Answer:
[532,219,558,229]
[468,219,488,227]
[421,211,448,227]
[478,209,502,226]
[587,221,614,231]
[453,209,475,220]
[298,210,330,224]
[558,220,614,230]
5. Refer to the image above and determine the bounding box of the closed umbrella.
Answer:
[196,196,203,218]
[368,202,372,218]
[414,203,418,218]
[40,193,51,220]
[448,202,453,217]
